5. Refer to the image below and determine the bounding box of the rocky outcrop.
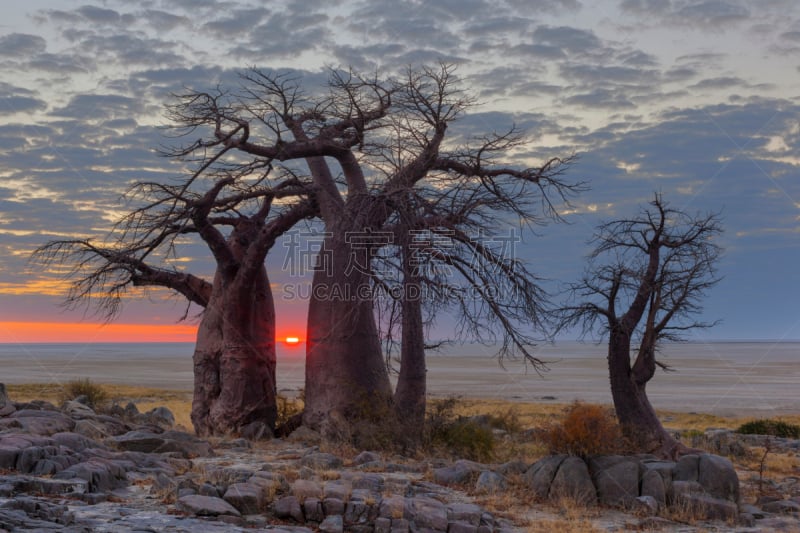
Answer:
[518,452,741,521]
[1,383,799,531]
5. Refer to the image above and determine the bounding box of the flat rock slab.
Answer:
[177,494,242,517]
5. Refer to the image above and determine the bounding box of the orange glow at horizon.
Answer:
[0,321,198,343]
[284,336,302,346]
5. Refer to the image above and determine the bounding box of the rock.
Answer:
[633,495,659,516]
[410,496,448,531]
[674,454,699,482]
[73,419,108,439]
[287,425,322,444]
[10,410,75,435]
[274,495,304,522]
[379,495,408,519]
[320,514,344,533]
[177,494,242,517]
[0,384,16,416]
[138,406,175,429]
[447,503,483,525]
[54,458,127,492]
[301,452,343,469]
[762,500,800,514]
[674,492,738,521]
[304,497,325,522]
[640,468,666,508]
[241,421,273,441]
[523,455,566,500]
[51,431,96,452]
[223,482,264,514]
[62,400,96,418]
[474,471,506,494]
[324,497,346,516]
[110,429,213,458]
[324,480,352,501]
[589,455,639,508]
[448,521,478,533]
[549,456,597,505]
[292,479,323,501]
[697,453,739,502]
[353,451,381,465]
[433,460,483,486]
[352,473,384,493]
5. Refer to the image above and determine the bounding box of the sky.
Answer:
[0,0,799,343]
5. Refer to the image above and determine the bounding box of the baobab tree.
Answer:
[559,195,723,458]
[170,63,579,435]
[34,119,315,436]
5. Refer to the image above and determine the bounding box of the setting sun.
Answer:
[284,336,301,345]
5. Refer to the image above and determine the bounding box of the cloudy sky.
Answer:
[0,0,799,343]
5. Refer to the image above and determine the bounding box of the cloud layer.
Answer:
[0,0,798,339]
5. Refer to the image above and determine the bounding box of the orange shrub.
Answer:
[543,402,624,457]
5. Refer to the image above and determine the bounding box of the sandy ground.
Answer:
[1,342,797,417]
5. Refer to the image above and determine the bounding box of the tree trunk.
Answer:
[607,329,684,458]
[393,257,426,429]
[303,232,393,436]
[191,266,277,436]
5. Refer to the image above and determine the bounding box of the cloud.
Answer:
[0,33,47,56]
[619,0,750,27]
[0,83,46,115]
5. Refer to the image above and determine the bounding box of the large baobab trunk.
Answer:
[607,330,684,458]
[191,266,277,436]
[303,233,393,436]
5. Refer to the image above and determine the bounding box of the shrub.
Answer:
[736,419,800,439]
[425,397,495,461]
[543,402,624,457]
[59,378,108,408]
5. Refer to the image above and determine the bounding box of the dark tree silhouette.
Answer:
[36,63,580,439]
[166,64,579,435]
[33,121,315,437]
[559,195,723,458]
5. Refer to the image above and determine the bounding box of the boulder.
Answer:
[549,457,597,505]
[353,451,381,465]
[177,494,242,517]
[522,455,566,500]
[320,513,344,533]
[640,468,667,508]
[475,471,507,494]
[0,383,15,416]
[273,495,304,522]
[589,455,639,508]
[697,454,739,502]
[300,452,343,470]
[223,482,264,514]
[674,492,738,521]
[109,429,213,458]
[433,460,482,486]
[409,496,448,531]
[10,410,75,435]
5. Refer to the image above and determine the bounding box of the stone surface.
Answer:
[320,513,344,533]
[475,471,507,494]
[177,494,242,517]
[589,455,640,508]
[697,453,739,502]
[549,456,597,505]
[223,482,264,514]
[523,455,566,500]
[301,452,343,470]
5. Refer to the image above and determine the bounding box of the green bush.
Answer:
[59,378,108,408]
[736,419,800,439]
[425,397,495,461]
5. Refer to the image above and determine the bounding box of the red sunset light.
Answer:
[284,336,301,345]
